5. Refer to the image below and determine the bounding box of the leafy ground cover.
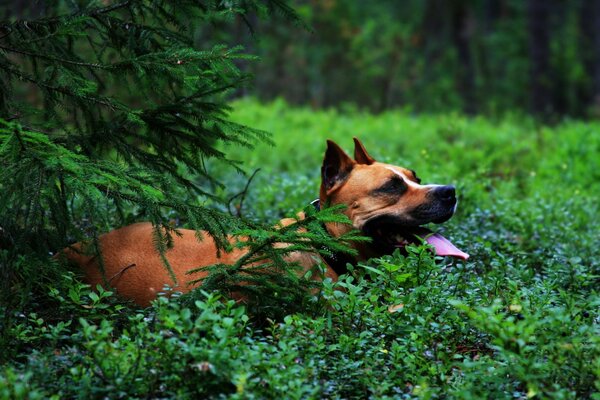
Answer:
[1,99,599,399]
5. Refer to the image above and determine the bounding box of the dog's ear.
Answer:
[353,137,376,165]
[321,140,355,192]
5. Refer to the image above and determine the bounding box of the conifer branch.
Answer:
[89,1,132,16]
[0,62,122,110]
[0,44,111,69]
[188,205,369,294]
[0,0,315,312]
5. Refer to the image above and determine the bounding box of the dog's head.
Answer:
[320,138,468,260]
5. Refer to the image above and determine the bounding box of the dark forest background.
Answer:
[202,0,600,118]
[6,0,600,117]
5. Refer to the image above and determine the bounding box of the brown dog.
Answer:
[62,138,467,306]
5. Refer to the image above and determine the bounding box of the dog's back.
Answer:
[62,222,245,306]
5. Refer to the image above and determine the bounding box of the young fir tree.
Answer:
[0,1,360,326]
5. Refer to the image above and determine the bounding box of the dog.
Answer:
[62,138,468,306]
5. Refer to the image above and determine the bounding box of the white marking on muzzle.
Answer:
[385,167,442,190]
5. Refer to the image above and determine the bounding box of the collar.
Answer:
[310,198,353,276]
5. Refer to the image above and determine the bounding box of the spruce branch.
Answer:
[0,62,123,110]
[228,168,261,217]
[187,205,370,294]
[0,0,304,313]
[0,44,111,69]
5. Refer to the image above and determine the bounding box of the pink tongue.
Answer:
[424,233,469,260]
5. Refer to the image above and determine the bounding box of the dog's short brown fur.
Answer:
[62,138,458,306]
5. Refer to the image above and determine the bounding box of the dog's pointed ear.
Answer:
[321,140,355,192]
[353,137,376,165]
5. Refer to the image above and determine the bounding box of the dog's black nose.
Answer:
[434,185,456,203]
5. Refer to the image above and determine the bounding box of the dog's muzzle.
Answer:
[360,185,468,259]
[411,185,458,225]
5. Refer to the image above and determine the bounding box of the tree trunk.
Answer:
[527,0,552,116]
[580,0,600,116]
[452,1,477,114]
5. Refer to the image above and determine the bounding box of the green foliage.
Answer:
[5,2,596,398]
[219,98,599,207]
[2,100,598,398]
[0,1,297,255]
[0,0,308,337]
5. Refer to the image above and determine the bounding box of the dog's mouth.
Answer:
[362,216,469,260]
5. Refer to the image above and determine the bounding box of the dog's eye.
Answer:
[410,169,421,184]
[374,176,407,195]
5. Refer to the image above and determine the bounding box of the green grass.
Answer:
[219,98,598,214]
[1,99,599,399]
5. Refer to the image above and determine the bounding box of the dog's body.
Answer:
[63,139,467,306]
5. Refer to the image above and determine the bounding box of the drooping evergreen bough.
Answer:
[0,1,355,318]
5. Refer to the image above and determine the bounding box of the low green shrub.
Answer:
[1,100,598,398]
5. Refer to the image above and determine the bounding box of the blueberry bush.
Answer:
[1,100,598,399]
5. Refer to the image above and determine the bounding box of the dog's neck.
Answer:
[310,198,353,276]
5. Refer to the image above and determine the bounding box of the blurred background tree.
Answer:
[198,0,600,118]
